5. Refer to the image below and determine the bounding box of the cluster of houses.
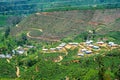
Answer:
[0,40,119,59]
[77,40,119,57]
[78,40,101,56]
[0,54,12,58]
[0,45,34,58]
[42,43,67,53]
[13,45,34,55]
[42,40,119,57]
[42,42,79,53]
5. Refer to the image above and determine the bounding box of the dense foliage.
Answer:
[0,48,120,80]
[0,59,16,78]
[0,0,120,15]
[0,29,120,79]
[0,6,120,79]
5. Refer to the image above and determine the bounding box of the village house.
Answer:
[108,42,118,47]
[6,54,12,58]
[65,42,79,49]
[81,49,87,52]
[88,44,94,48]
[0,54,6,58]
[68,42,79,46]
[86,40,93,45]
[42,48,49,52]
[0,54,12,58]
[92,46,100,49]
[56,47,63,51]
[81,48,92,54]
[54,43,67,52]
[15,46,25,54]
[59,43,66,47]
[25,45,34,48]
[97,41,104,45]
[12,50,16,54]
[77,53,84,56]
[56,46,66,52]
[50,48,56,52]
[85,50,92,54]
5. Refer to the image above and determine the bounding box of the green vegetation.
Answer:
[62,48,78,62]
[0,15,24,26]
[1,27,120,80]
[107,31,120,44]
[0,0,120,15]
[0,6,120,80]
[0,59,16,78]
[0,28,120,80]
[0,48,120,80]
[0,15,9,26]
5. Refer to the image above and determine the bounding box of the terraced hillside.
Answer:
[11,9,120,41]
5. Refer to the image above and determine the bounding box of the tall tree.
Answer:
[96,56,106,80]
[5,27,10,38]
[21,33,28,44]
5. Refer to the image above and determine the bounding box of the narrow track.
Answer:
[26,28,60,42]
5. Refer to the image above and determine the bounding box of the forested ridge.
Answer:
[0,0,120,14]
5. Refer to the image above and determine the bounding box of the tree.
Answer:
[21,33,28,44]
[96,56,106,80]
[5,27,10,38]
[80,32,89,41]
[0,59,16,78]
[92,29,96,39]
[115,65,120,80]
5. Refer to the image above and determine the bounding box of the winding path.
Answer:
[26,28,60,42]
[54,56,63,62]
[58,56,63,62]
[16,66,20,77]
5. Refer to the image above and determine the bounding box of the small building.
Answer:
[16,50,24,54]
[56,47,63,51]
[97,41,104,45]
[92,46,100,49]
[12,50,16,54]
[0,54,6,58]
[0,54,12,58]
[59,43,66,47]
[50,48,56,52]
[85,50,92,54]
[108,42,118,47]
[108,42,114,45]
[88,44,94,48]
[78,53,84,56]
[42,48,48,51]
[81,49,87,52]
[6,54,12,58]
[68,42,79,45]
[16,46,25,54]
[26,45,34,48]
[86,40,93,45]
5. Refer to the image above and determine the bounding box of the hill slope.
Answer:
[11,9,120,41]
